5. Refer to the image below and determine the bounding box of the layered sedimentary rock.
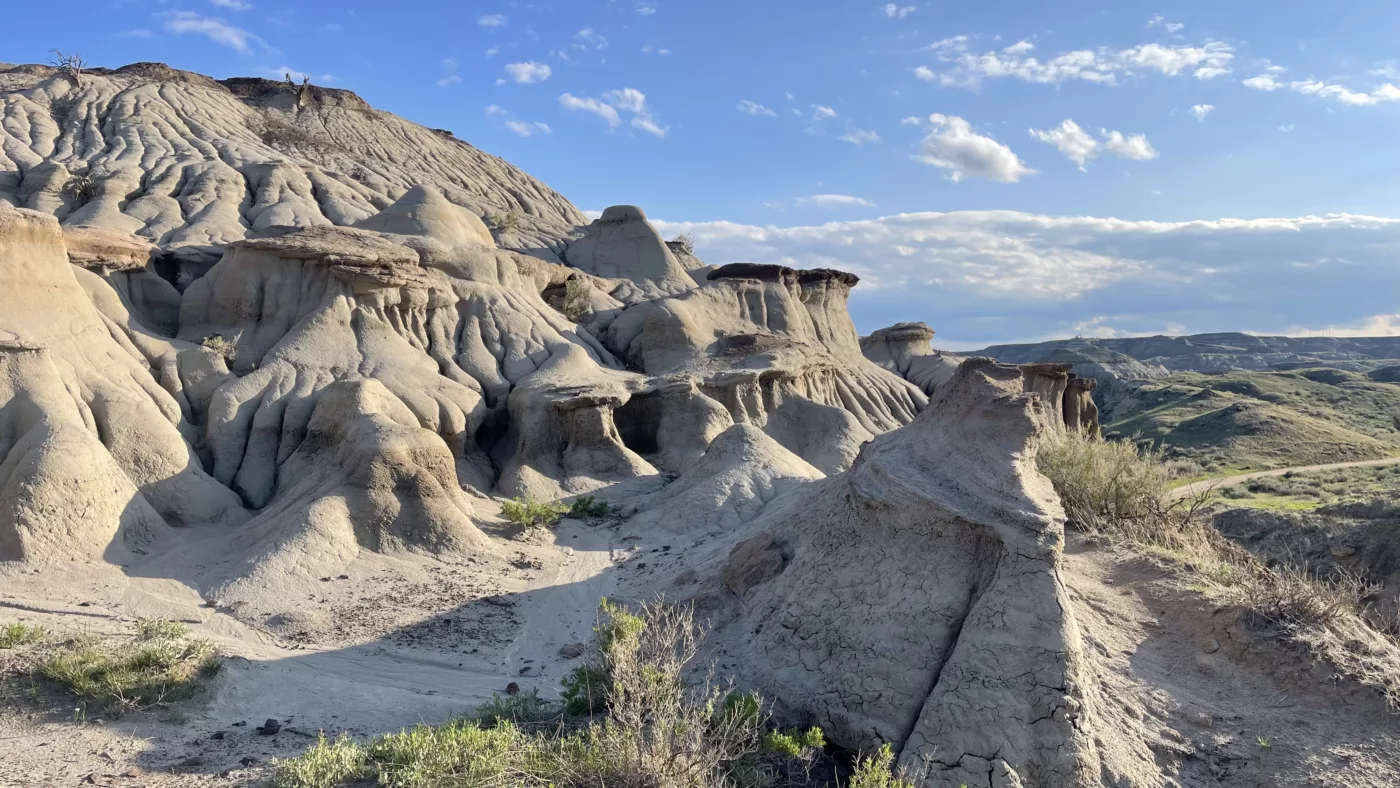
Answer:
[0,208,245,537]
[861,321,965,395]
[0,63,584,267]
[728,359,1123,786]
[1064,375,1100,435]
[607,263,926,473]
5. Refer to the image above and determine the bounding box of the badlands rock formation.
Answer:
[860,321,964,395]
[0,60,1204,787]
[715,359,1151,786]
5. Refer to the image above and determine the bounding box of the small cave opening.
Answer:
[615,391,662,456]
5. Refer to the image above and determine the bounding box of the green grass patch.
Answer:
[0,622,46,649]
[35,619,221,715]
[1107,368,1400,473]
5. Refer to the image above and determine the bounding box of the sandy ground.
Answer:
[1172,456,1400,500]
[0,510,638,787]
[1063,540,1400,787]
[5,514,1400,787]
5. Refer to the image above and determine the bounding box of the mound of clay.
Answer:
[861,321,965,395]
[624,424,824,534]
[720,359,1144,786]
[206,379,494,604]
[564,205,697,299]
[354,185,494,248]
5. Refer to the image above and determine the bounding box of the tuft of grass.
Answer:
[36,622,221,715]
[200,334,236,360]
[0,622,46,649]
[136,618,190,641]
[473,688,559,728]
[500,497,571,530]
[762,726,825,758]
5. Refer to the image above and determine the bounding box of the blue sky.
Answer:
[9,0,1400,347]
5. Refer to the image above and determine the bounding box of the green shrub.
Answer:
[761,726,825,758]
[568,495,613,518]
[1036,429,1174,533]
[0,622,45,649]
[562,276,591,321]
[560,663,610,716]
[849,743,920,788]
[500,497,570,529]
[200,334,235,360]
[487,210,522,235]
[473,688,559,727]
[276,600,773,788]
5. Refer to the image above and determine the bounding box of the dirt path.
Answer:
[1171,456,1400,499]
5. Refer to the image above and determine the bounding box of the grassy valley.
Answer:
[1106,367,1400,474]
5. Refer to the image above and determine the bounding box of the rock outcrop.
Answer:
[860,321,965,395]
[564,205,697,300]
[725,359,1134,786]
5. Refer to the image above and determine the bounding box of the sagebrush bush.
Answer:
[274,600,794,788]
[500,497,570,529]
[569,495,613,518]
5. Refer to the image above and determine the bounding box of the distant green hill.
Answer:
[1106,368,1400,473]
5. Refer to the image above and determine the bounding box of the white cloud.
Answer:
[1278,124,1295,132]
[484,46,500,58]
[1147,15,1184,33]
[929,36,1233,87]
[1027,120,1097,169]
[737,100,776,117]
[900,116,922,125]
[438,75,462,87]
[883,4,915,18]
[638,4,657,15]
[797,194,876,208]
[807,104,879,145]
[560,94,622,128]
[503,61,552,84]
[1028,120,1157,169]
[1101,129,1158,160]
[913,65,935,81]
[560,89,666,136]
[839,128,881,145]
[1287,314,1400,338]
[505,120,552,137]
[210,0,252,10]
[574,28,609,49]
[641,45,672,55]
[917,114,1034,183]
[649,211,1400,347]
[1189,103,1215,121]
[118,29,155,38]
[485,105,506,116]
[1243,71,1400,106]
[478,14,507,28]
[162,11,264,52]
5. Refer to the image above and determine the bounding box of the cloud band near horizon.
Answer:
[648,210,1400,350]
